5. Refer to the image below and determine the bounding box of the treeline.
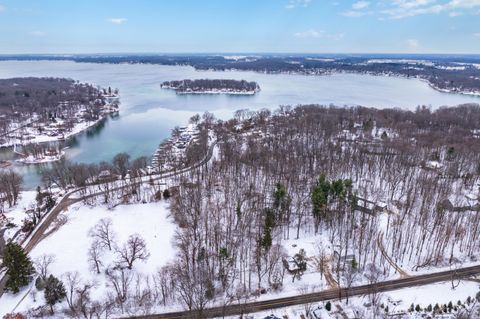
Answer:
[161,79,260,93]
[0,77,109,136]
[0,77,104,116]
[0,170,23,212]
[41,153,150,190]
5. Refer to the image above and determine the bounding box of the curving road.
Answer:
[0,143,215,298]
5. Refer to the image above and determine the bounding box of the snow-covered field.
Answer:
[0,200,176,316]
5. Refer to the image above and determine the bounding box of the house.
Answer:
[97,170,116,182]
[333,250,356,270]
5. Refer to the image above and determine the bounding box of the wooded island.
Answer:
[161,79,260,95]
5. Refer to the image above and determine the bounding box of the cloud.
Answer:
[107,18,127,25]
[285,0,311,9]
[294,29,324,38]
[342,10,370,16]
[0,4,6,12]
[474,32,480,37]
[29,31,47,37]
[293,29,345,40]
[352,1,370,9]
[406,39,419,49]
[339,0,480,19]
[342,1,371,16]
[449,11,463,15]
[381,0,480,19]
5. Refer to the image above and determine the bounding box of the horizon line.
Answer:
[1,52,480,57]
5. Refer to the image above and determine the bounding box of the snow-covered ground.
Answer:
[223,281,480,319]
[0,200,176,316]
[1,191,38,244]
[16,150,65,165]
[1,115,107,148]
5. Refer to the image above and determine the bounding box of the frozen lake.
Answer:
[0,60,478,188]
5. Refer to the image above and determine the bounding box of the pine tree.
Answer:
[3,242,34,293]
[351,256,358,270]
[325,301,332,311]
[163,189,171,199]
[44,275,66,314]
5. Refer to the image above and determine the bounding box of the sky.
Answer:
[0,0,479,54]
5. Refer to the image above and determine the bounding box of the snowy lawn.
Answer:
[0,200,176,316]
[1,191,37,243]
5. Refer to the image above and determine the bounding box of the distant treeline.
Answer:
[0,77,104,116]
[161,79,260,93]
[0,77,108,136]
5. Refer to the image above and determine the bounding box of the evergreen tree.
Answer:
[272,183,290,221]
[260,208,275,251]
[325,301,331,311]
[163,188,171,199]
[311,174,330,223]
[351,256,358,270]
[3,242,35,293]
[44,275,66,314]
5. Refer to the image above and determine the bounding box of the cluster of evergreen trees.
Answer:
[3,242,66,314]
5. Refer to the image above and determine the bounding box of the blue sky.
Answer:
[0,0,479,54]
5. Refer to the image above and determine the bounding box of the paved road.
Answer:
[0,228,6,258]
[124,264,480,319]
[0,143,215,299]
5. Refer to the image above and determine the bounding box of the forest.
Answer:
[0,77,118,149]
[4,103,479,318]
[161,79,260,94]
[0,78,104,117]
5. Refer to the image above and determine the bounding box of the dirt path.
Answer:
[322,256,339,289]
[377,232,410,278]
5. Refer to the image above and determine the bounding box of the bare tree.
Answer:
[116,234,150,270]
[297,284,314,318]
[34,254,55,281]
[343,263,358,304]
[89,218,116,251]
[105,267,133,313]
[63,271,81,315]
[88,241,104,274]
[113,152,130,178]
[364,263,383,313]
